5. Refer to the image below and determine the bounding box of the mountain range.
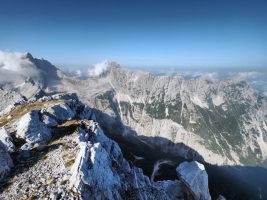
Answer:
[1,51,267,199]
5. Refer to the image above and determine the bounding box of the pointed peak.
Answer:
[25,52,34,60]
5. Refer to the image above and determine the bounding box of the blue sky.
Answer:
[0,0,267,68]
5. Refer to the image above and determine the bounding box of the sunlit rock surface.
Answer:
[62,64,267,166]
[16,110,51,145]
[177,161,211,200]
[70,122,184,200]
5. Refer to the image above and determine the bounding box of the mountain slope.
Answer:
[0,93,212,200]
[1,52,267,199]
[63,63,267,166]
[0,51,63,112]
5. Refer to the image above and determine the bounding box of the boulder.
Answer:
[70,122,184,200]
[0,141,13,181]
[16,110,51,144]
[0,127,15,152]
[70,141,122,199]
[41,103,75,122]
[176,161,211,200]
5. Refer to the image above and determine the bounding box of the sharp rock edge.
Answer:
[0,92,213,200]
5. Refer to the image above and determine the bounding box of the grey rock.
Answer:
[64,64,267,166]
[41,103,75,122]
[70,123,184,200]
[176,161,211,200]
[16,110,51,144]
[0,127,15,153]
[0,141,13,181]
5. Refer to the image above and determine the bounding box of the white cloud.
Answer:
[236,71,261,80]
[75,69,82,77]
[179,71,218,80]
[0,51,40,84]
[88,60,110,76]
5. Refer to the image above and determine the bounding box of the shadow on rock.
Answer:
[93,107,267,200]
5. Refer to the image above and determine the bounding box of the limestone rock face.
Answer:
[0,141,13,181]
[0,127,15,152]
[176,161,211,200]
[16,110,51,144]
[41,103,75,122]
[0,91,212,200]
[70,141,122,199]
[64,65,267,166]
[70,122,184,200]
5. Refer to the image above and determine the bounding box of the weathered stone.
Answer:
[41,103,75,122]
[0,127,15,152]
[16,110,51,144]
[176,161,211,200]
[0,141,13,181]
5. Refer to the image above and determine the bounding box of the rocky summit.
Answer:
[0,93,211,200]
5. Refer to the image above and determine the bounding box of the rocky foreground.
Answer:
[0,93,214,200]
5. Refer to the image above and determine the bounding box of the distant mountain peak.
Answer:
[88,60,121,77]
[25,52,33,60]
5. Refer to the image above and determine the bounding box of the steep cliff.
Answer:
[63,64,267,166]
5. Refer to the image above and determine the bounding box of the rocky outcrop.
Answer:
[0,92,215,199]
[0,127,15,152]
[16,110,51,145]
[14,94,90,148]
[2,52,267,166]
[1,52,265,199]
[176,161,211,200]
[41,103,75,122]
[70,121,184,200]
[0,141,13,181]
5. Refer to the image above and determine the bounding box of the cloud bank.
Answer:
[87,60,110,77]
[0,51,40,84]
